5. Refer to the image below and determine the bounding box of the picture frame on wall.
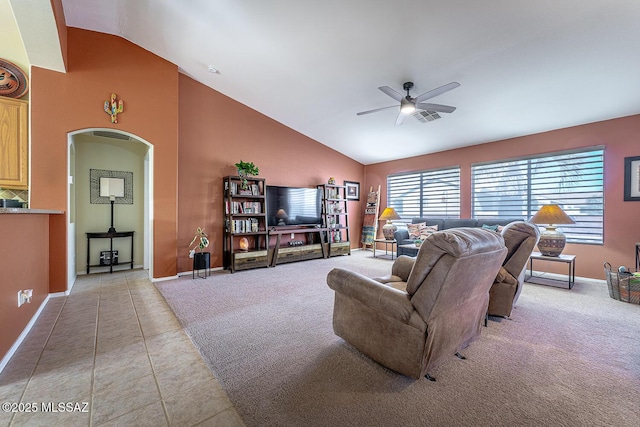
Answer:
[624,156,640,201]
[344,180,360,201]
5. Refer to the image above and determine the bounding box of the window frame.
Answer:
[471,147,605,245]
[387,166,461,222]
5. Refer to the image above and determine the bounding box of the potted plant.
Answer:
[189,227,210,274]
[234,160,259,189]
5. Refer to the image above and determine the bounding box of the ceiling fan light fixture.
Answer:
[400,99,415,114]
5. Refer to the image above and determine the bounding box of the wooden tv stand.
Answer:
[268,226,328,266]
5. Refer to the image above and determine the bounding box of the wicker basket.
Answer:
[604,262,640,304]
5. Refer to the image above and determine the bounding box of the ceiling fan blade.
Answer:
[395,111,408,126]
[378,86,404,102]
[356,105,397,116]
[414,82,460,103]
[415,102,457,113]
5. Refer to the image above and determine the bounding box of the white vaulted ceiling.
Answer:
[52,1,640,163]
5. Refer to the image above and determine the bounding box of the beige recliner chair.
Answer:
[326,228,507,380]
[487,221,540,318]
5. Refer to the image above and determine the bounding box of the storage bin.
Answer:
[604,262,640,304]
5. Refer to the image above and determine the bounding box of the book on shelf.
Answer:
[227,181,261,196]
[229,218,260,234]
[226,201,262,214]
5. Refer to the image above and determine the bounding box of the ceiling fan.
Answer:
[357,81,460,125]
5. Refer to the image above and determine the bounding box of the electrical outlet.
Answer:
[17,289,33,307]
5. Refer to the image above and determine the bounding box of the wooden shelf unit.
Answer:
[318,183,351,257]
[223,175,269,273]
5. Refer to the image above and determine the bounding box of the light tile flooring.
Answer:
[0,269,245,426]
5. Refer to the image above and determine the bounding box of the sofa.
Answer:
[327,228,508,380]
[394,217,523,256]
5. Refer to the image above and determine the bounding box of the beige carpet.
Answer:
[156,251,640,427]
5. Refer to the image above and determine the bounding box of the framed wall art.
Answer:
[90,169,134,204]
[624,156,640,201]
[344,180,360,201]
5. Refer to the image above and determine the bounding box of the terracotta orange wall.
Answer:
[0,214,51,359]
[177,75,365,272]
[365,115,640,279]
[30,28,179,287]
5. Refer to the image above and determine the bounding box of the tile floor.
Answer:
[0,269,245,426]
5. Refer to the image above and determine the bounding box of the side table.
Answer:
[373,239,397,260]
[527,251,576,289]
[86,231,134,274]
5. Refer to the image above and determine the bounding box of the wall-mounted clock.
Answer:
[0,59,29,98]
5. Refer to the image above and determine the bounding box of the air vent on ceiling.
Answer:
[413,110,441,123]
[92,130,131,141]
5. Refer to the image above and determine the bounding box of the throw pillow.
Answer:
[408,223,438,240]
[420,225,438,240]
[482,224,499,232]
[407,222,425,239]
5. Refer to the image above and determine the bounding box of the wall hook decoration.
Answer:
[104,93,124,123]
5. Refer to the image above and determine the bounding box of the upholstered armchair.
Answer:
[487,221,540,317]
[327,228,507,380]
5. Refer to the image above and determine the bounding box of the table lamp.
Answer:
[379,207,401,240]
[100,177,125,233]
[530,204,575,256]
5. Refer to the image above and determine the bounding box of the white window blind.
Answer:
[387,167,461,221]
[471,148,604,244]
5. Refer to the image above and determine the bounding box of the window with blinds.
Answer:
[387,167,461,221]
[471,148,604,244]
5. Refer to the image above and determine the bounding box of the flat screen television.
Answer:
[266,185,323,227]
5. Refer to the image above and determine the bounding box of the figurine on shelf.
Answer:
[328,177,336,185]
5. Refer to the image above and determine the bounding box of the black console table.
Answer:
[86,231,134,274]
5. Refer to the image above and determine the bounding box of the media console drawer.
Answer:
[273,243,324,264]
[233,250,268,270]
[330,242,351,256]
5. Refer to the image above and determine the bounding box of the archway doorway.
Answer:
[67,129,154,288]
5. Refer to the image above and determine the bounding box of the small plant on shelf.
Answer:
[188,227,210,258]
[234,160,259,189]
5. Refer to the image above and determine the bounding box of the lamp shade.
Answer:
[530,204,574,256]
[530,204,575,226]
[379,207,401,240]
[379,207,401,222]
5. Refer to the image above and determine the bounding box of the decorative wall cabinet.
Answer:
[0,97,28,190]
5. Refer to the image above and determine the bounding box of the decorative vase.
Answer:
[382,222,397,240]
[537,226,566,256]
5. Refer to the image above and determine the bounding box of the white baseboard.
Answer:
[0,294,51,374]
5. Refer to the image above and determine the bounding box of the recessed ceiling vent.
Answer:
[413,110,441,123]
[92,130,131,141]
